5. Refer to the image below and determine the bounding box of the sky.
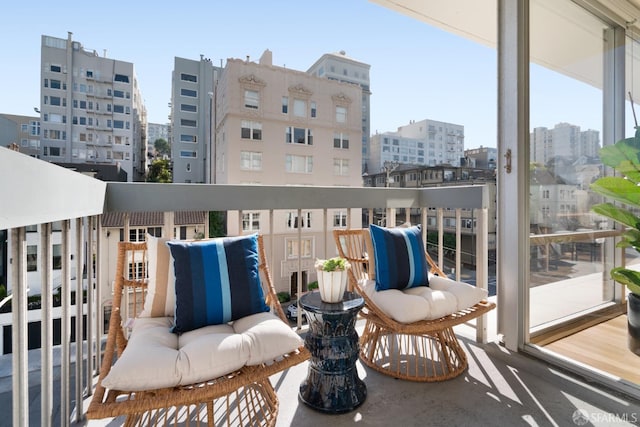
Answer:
[0,0,624,150]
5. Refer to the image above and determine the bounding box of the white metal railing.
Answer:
[1,176,491,425]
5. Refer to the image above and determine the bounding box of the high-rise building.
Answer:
[530,122,601,164]
[307,51,371,173]
[170,56,221,183]
[464,146,498,169]
[214,49,363,295]
[39,33,147,182]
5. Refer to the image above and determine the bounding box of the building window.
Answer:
[286,127,313,145]
[282,96,288,114]
[333,158,349,176]
[293,99,306,117]
[336,106,347,123]
[113,105,125,113]
[333,211,348,228]
[286,238,312,259]
[129,228,146,242]
[114,74,130,83]
[181,88,197,97]
[181,119,196,127]
[50,64,61,73]
[181,103,197,112]
[241,121,262,140]
[242,212,260,231]
[287,212,312,229]
[147,227,162,237]
[333,132,349,149]
[180,134,197,143]
[27,245,37,272]
[128,262,145,280]
[180,150,197,158]
[286,154,313,173]
[240,151,262,170]
[244,90,259,109]
[310,101,317,118]
[181,73,197,82]
[52,244,62,270]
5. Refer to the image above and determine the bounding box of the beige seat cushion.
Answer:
[102,312,303,391]
[360,275,488,323]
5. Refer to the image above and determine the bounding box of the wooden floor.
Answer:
[545,315,640,384]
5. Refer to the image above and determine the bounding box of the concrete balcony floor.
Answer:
[1,316,639,427]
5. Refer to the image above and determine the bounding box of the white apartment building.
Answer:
[0,114,41,158]
[369,118,465,172]
[369,132,426,173]
[39,33,147,182]
[307,51,371,173]
[214,50,363,296]
[147,122,169,157]
[530,122,601,164]
[170,56,221,183]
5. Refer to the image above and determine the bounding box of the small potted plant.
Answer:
[315,257,351,303]
[591,125,640,354]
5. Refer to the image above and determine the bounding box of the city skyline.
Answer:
[1,1,617,151]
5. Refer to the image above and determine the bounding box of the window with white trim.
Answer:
[286,127,313,145]
[333,132,349,149]
[244,89,259,109]
[287,211,312,229]
[333,211,348,228]
[286,154,313,173]
[129,228,146,242]
[286,238,313,259]
[240,151,262,170]
[241,120,262,140]
[293,99,306,117]
[242,212,260,231]
[336,106,347,123]
[333,158,349,176]
[310,101,317,118]
[282,96,288,113]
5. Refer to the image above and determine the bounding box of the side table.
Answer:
[298,291,366,413]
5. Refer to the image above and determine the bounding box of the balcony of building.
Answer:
[2,148,640,426]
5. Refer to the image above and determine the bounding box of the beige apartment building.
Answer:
[214,50,363,296]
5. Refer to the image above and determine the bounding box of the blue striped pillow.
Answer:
[166,234,269,334]
[369,224,430,291]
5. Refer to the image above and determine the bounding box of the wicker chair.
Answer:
[333,228,496,382]
[87,235,309,426]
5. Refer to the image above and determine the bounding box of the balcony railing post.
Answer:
[10,227,28,427]
[40,222,54,426]
[476,208,489,343]
[60,220,71,426]
[74,217,84,423]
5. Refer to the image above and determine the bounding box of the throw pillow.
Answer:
[140,234,175,318]
[369,223,429,291]
[166,234,269,334]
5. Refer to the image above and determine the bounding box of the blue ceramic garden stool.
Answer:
[298,291,366,413]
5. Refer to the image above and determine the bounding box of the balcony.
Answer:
[2,148,639,425]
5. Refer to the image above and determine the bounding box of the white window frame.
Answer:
[240,151,262,171]
[241,120,263,140]
[285,237,313,260]
[293,99,306,117]
[333,132,349,149]
[244,89,259,109]
[333,158,349,176]
[242,212,261,231]
[286,154,313,173]
[287,211,312,229]
[333,211,348,228]
[336,106,347,123]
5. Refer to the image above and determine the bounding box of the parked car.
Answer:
[286,302,306,321]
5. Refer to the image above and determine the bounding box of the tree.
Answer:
[209,211,226,237]
[154,138,170,156]
[147,159,172,183]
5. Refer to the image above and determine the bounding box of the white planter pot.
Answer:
[317,269,348,303]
